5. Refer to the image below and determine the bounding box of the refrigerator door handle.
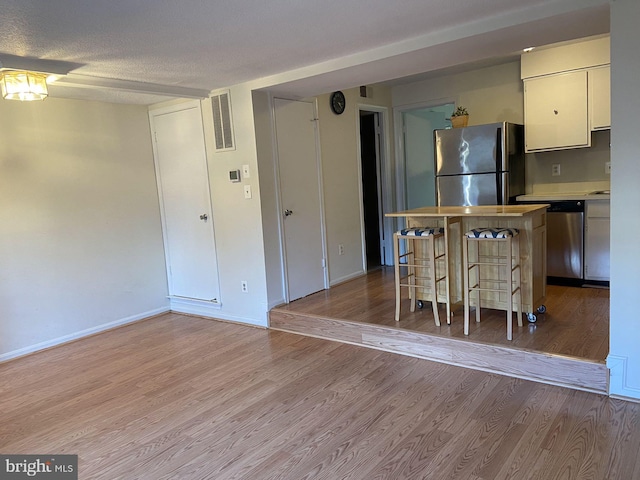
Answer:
[495,125,505,204]
[496,127,503,172]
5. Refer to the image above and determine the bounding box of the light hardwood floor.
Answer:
[1,313,638,480]
[270,267,609,392]
[273,267,610,362]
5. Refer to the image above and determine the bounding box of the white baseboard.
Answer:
[607,354,640,400]
[169,296,221,317]
[200,311,268,328]
[268,297,286,310]
[0,306,170,364]
[169,297,268,327]
[330,270,365,287]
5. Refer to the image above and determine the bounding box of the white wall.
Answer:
[393,61,524,125]
[526,130,610,194]
[152,83,393,324]
[607,0,640,400]
[200,86,270,326]
[253,90,285,309]
[0,97,169,360]
[317,86,394,284]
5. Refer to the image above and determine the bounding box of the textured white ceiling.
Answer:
[0,0,609,104]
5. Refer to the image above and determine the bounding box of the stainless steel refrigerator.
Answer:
[434,122,525,206]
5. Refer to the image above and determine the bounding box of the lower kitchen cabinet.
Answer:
[585,200,610,281]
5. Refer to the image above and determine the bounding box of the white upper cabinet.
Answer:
[521,36,609,79]
[521,35,610,153]
[524,71,589,152]
[589,65,611,131]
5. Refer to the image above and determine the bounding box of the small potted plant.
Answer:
[450,106,469,128]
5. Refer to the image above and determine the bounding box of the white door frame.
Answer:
[393,98,456,215]
[357,104,394,267]
[270,95,329,303]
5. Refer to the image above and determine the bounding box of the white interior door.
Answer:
[151,103,220,302]
[274,98,326,301]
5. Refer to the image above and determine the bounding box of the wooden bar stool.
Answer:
[463,227,523,340]
[393,226,450,325]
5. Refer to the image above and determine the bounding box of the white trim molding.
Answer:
[607,354,640,401]
[169,297,269,328]
[169,296,222,318]
[330,270,366,287]
[268,297,286,310]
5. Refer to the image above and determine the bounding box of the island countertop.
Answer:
[386,204,549,218]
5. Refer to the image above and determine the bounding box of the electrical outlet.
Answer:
[338,244,344,256]
[241,280,248,293]
[551,164,561,177]
[605,162,611,175]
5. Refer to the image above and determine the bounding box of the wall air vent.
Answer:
[211,90,235,151]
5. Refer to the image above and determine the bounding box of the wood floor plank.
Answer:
[1,313,638,480]
[492,384,570,479]
[270,268,610,393]
[271,309,608,393]
[272,267,610,361]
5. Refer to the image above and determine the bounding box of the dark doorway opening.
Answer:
[360,111,382,270]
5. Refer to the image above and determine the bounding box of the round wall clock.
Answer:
[330,91,346,115]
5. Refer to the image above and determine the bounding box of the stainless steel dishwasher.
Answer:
[546,200,584,282]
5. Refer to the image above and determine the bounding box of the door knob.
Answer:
[284,209,293,216]
[200,214,208,220]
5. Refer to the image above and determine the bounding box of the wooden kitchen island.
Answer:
[387,205,548,319]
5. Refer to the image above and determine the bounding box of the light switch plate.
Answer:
[242,164,250,178]
[244,185,252,199]
[605,162,611,175]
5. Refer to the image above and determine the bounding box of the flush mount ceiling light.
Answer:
[0,70,49,101]
[0,56,210,101]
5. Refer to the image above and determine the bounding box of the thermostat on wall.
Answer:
[229,169,241,182]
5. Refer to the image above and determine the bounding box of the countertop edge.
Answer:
[386,205,549,217]
[517,193,610,201]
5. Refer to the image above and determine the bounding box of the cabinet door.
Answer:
[585,201,610,281]
[524,71,589,152]
[590,66,611,130]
